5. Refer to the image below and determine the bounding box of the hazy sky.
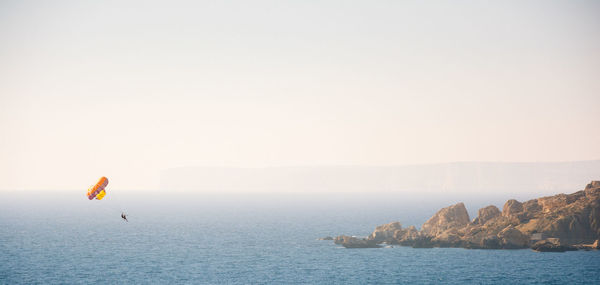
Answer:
[1,0,599,190]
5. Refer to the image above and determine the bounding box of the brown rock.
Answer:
[368,222,402,243]
[497,226,529,249]
[411,236,434,248]
[502,199,523,217]
[393,225,420,245]
[431,228,464,247]
[473,205,501,225]
[421,202,470,236]
[573,239,600,250]
[334,235,380,248]
[481,235,502,249]
[531,238,576,252]
[520,200,542,219]
[585,182,600,200]
[538,194,571,213]
[585,181,600,190]
[332,181,600,250]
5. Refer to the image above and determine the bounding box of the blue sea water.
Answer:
[1,191,599,284]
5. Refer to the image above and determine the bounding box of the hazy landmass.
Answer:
[161,160,600,195]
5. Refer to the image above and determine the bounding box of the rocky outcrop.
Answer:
[573,239,600,250]
[531,238,577,252]
[502,199,523,218]
[587,181,600,189]
[332,181,600,251]
[421,203,470,236]
[473,205,501,225]
[334,235,380,248]
[497,226,529,249]
[430,228,464,247]
[393,226,420,245]
[368,222,402,243]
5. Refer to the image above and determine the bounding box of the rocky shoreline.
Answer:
[329,181,600,252]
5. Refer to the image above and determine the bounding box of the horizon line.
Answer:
[162,159,600,170]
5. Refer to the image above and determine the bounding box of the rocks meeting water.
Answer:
[332,181,600,251]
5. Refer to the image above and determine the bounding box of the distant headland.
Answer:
[330,181,600,252]
[160,161,600,193]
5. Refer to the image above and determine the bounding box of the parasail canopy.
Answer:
[87,176,108,200]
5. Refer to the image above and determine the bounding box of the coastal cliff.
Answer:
[333,181,600,251]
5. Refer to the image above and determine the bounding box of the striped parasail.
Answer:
[87,177,108,200]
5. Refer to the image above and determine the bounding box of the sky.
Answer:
[1,0,599,191]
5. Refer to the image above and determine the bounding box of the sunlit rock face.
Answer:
[420,203,470,237]
[335,181,600,250]
[392,226,420,245]
[368,222,402,243]
[473,205,501,225]
[497,226,529,249]
[502,199,523,218]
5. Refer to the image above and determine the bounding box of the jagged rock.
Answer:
[431,228,464,247]
[586,181,600,189]
[332,181,600,250]
[368,222,402,243]
[538,194,573,213]
[393,225,420,245]
[585,183,600,200]
[481,235,502,249]
[497,226,529,248]
[545,214,588,242]
[334,235,380,248]
[531,238,577,252]
[502,199,523,218]
[421,202,470,237]
[473,205,501,225]
[412,236,434,248]
[573,239,600,250]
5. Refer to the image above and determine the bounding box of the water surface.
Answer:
[1,191,599,284]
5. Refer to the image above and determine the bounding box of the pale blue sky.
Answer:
[1,0,599,190]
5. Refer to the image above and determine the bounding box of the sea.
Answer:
[1,191,599,284]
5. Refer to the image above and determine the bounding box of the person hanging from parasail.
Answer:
[86,176,128,222]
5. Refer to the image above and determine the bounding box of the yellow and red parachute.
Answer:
[87,176,108,200]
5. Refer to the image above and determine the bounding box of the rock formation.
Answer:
[368,222,402,243]
[393,226,420,245]
[497,226,529,249]
[421,202,470,236]
[502,199,523,218]
[531,238,577,252]
[334,235,380,248]
[472,205,500,225]
[333,181,600,250]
